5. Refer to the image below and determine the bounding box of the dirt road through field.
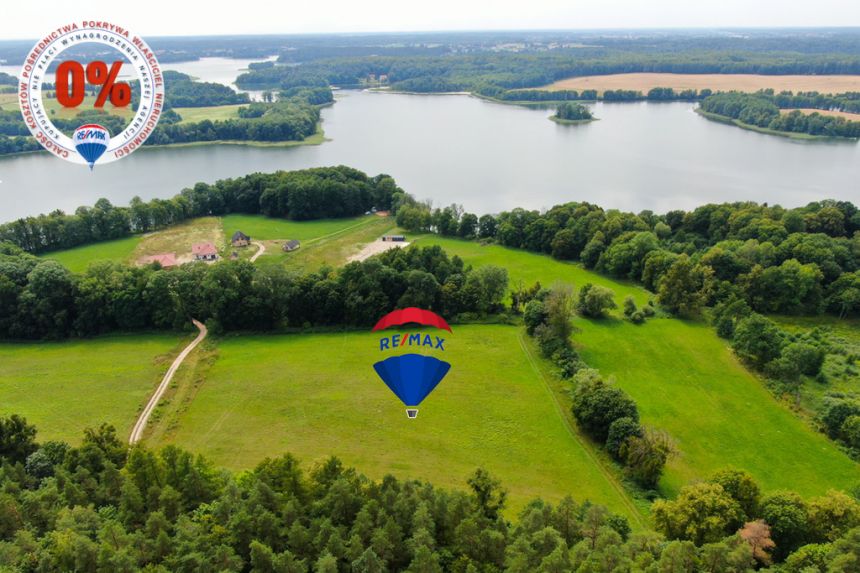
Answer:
[129,319,208,444]
[250,241,266,262]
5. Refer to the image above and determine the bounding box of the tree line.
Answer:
[395,199,860,319]
[0,166,397,254]
[235,48,860,92]
[162,70,251,107]
[521,284,672,491]
[699,92,860,138]
[1,415,859,571]
[0,85,333,156]
[0,242,508,340]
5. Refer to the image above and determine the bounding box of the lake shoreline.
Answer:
[0,122,327,161]
[694,108,858,142]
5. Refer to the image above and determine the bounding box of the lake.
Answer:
[1,91,858,221]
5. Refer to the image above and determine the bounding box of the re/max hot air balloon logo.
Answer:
[371,308,452,419]
[18,21,165,169]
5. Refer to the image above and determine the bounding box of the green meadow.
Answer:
[150,325,640,519]
[40,236,142,273]
[575,317,859,496]
[221,214,373,242]
[413,235,651,308]
[174,104,244,124]
[407,236,859,497]
[224,214,397,270]
[0,334,182,443]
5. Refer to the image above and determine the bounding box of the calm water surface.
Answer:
[0,91,858,221]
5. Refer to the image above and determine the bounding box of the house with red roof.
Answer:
[140,253,178,268]
[192,242,219,261]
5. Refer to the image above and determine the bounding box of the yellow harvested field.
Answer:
[541,73,860,95]
[780,108,860,120]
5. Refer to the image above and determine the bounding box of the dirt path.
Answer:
[250,241,266,262]
[348,240,410,262]
[518,332,646,527]
[129,319,208,444]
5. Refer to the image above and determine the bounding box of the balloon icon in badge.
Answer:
[371,308,453,419]
[72,124,110,170]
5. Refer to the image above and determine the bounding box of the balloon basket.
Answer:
[406,409,418,419]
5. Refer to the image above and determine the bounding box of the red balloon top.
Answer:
[371,307,452,333]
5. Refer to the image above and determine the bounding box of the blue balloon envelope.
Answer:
[373,354,451,418]
[73,124,110,170]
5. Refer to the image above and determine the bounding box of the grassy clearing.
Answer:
[1,92,130,120]
[411,235,651,309]
[255,216,397,271]
[575,318,858,497]
[410,237,859,497]
[772,315,860,414]
[221,214,371,242]
[133,217,225,264]
[41,235,142,273]
[0,334,183,443]
[174,104,245,124]
[0,93,18,109]
[150,325,640,519]
[540,73,860,95]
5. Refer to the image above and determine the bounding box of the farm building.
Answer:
[140,253,178,268]
[192,242,219,261]
[282,240,301,252]
[231,231,251,247]
[382,235,406,242]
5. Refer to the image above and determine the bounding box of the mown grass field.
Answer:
[0,334,183,443]
[41,235,142,273]
[540,73,860,95]
[132,217,225,264]
[39,215,388,272]
[242,215,396,270]
[221,214,372,242]
[174,104,244,124]
[408,237,859,497]
[150,325,640,519]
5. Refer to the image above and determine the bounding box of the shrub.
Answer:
[576,283,617,318]
[571,370,639,442]
[605,417,642,460]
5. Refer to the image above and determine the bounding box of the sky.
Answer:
[2,0,859,39]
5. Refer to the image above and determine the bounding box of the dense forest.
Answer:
[699,92,860,138]
[162,70,251,107]
[0,166,398,253]
[3,28,860,67]
[1,415,859,571]
[0,241,508,339]
[236,49,860,92]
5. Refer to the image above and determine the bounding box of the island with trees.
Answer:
[550,102,596,124]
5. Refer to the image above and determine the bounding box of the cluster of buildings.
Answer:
[140,230,301,269]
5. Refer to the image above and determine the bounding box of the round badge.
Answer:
[18,21,165,168]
